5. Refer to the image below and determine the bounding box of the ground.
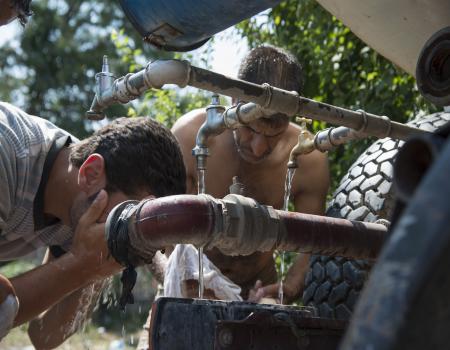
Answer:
[2,323,141,350]
[0,257,155,350]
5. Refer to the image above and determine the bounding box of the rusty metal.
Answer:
[148,297,345,350]
[188,65,428,140]
[106,194,388,267]
[214,312,345,350]
[314,125,368,153]
[277,211,385,260]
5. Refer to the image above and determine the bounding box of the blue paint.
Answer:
[119,0,281,51]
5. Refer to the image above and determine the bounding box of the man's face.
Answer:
[69,189,151,228]
[0,0,18,26]
[233,118,289,164]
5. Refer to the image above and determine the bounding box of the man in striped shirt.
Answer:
[0,102,186,347]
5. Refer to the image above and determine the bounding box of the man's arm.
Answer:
[11,190,121,328]
[27,250,110,349]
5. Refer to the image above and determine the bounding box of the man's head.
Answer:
[0,0,32,26]
[234,45,303,164]
[68,117,186,225]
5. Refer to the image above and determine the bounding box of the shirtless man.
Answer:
[172,45,330,302]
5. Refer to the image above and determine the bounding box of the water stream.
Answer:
[278,167,296,304]
[197,169,206,299]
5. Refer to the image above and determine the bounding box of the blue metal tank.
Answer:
[119,0,281,51]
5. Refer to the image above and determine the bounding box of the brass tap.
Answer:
[287,117,314,169]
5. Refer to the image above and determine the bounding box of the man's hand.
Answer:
[247,279,300,304]
[69,190,121,280]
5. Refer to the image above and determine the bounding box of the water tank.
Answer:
[119,0,281,51]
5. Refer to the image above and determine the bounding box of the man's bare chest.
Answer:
[203,156,290,209]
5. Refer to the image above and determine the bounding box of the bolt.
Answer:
[218,327,233,348]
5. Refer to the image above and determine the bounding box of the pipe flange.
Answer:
[262,83,273,109]
[106,200,141,267]
[123,73,142,100]
[380,115,392,138]
[356,109,369,133]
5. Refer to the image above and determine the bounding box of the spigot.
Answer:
[287,117,314,169]
[229,176,245,195]
[192,94,226,170]
[86,55,116,120]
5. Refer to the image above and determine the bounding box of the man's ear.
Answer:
[77,154,106,195]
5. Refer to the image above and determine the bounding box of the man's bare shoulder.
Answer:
[171,108,206,137]
[279,122,303,152]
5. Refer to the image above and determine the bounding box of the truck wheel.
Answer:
[341,122,450,350]
[302,111,450,320]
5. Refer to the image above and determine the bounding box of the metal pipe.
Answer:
[87,59,191,120]
[192,101,276,170]
[105,194,387,268]
[314,126,368,152]
[222,102,277,128]
[288,117,370,168]
[188,66,428,140]
[86,58,429,141]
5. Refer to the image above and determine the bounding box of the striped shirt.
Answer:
[0,102,78,260]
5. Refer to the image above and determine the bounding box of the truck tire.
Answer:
[342,122,450,350]
[302,111,450,320]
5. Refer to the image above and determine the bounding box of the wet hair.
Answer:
[11,0,32,25]
[238,45,303,128]
[69,117,186,197]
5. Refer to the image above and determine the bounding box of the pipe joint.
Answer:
[212,194,280,256]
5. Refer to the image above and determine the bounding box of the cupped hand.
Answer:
[247,280,299,304]
[69,190,122,279]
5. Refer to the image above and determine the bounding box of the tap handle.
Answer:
[101,55,110,73]
[211,94,220,105]
[229,176,245,195]
[295,117,312,129]
[95,55,116,95]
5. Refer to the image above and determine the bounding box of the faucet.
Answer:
[192,94,226,170]
[287,118,315,169]
[86,55,116,120]
[192,99,285,171]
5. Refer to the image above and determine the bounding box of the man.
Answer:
[171,45,329,302]
[0,0,32,26]
[0,102,186,347]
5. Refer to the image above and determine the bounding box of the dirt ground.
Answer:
[2,323,142,350]
[0,258,155,350]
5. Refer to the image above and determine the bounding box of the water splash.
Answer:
[278,167,296,304]
[197,169,206,299]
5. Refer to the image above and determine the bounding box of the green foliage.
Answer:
[0,0,160,137]
[110,28,211,129]
[0,0,211,136]
[237,0,438,191]
[0,260,37,278]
